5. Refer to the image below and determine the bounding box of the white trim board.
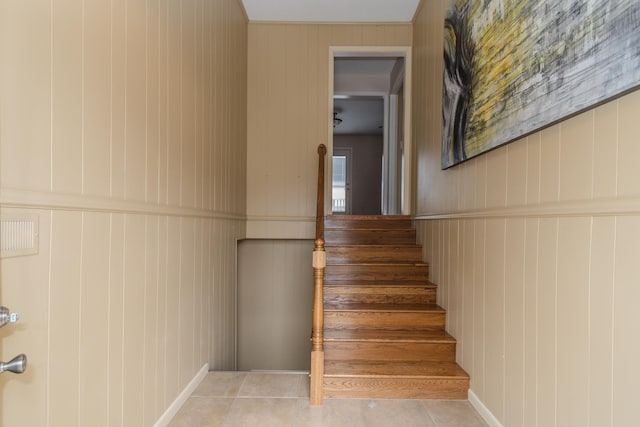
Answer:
[0,188,244,220]
[468,389,503,427]
[154,363,209,427]
[414,195,640,220]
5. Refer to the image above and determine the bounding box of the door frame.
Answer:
[327,46,413,216]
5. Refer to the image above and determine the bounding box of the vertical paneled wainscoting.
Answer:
[0,0,247,425]
[1,202,244,426]
[415,214,640,427]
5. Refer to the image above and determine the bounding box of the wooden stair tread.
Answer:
[325,245,424,263]
[328,215,411,220]
[314,215,469,401]
[325,360,469,379]
[325,302,445,312]
[326,228,414,232]
[325,280,437,287]
[326,262,428,266]
[326,215,412,227]
[326,244,421,248]
[324,328,456,342]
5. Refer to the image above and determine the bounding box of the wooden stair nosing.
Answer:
[324,284,437,302]
[324,279,437,287]
[325,262,429,267]
[323,361,469,399]
[325,215,413,229]
[324,229,417,245]
[325,243,422,249]
[324,343,456,363]
[323,329,458,363]
[325,229,416,236]
[327,215,411,220]
[323,328,456,343]
[327,257,425,264]
[325,315,446,332]
[325,263,429,274]
[324,302,445,312]
[325,265,429,282]
[324,360,469,378]
[322,376,469,400]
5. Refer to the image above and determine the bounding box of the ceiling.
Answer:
[334,58,398,75]
[333,97,384,135]
[241,0,421,22]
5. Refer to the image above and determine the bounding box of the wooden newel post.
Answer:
[310,143,327,406]
[310,238,326,405]
[311,239,326,349]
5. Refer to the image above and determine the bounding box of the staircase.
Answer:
[320,215,469,399]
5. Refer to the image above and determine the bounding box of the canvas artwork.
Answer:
[442,0,640,169]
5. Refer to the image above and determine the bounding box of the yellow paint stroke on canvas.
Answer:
[463,0,530,156]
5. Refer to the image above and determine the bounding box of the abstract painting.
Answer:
[442,0,640,169]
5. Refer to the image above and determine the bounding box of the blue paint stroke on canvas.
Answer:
[442,0,640,169]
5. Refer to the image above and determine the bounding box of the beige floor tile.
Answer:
[295,398,365,427]
[299,373,310,398]
[168,373,490,427]
[361,399,436,427]
[167,397,232,427]
[222,397,299,427]
[422,400,488,427]
[238,372,307,398]
[192,372,247,397]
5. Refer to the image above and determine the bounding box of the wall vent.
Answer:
[0,215,39,258]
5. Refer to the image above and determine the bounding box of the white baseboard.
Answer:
[468,389,503,427]
[154,363,209,427]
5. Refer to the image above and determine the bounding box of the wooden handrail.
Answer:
[315,144,327,240]
[310,144,327,405]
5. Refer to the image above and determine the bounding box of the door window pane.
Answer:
[332,155,346,213]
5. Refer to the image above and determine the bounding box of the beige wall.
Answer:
[0,1,247,426]
[237,240,313,371]
[246,22,412,238]
[413,1,640,426]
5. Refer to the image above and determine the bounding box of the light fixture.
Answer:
[333,112,342,128]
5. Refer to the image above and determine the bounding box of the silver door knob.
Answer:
[0,306,19,328]
[0,354,27,374]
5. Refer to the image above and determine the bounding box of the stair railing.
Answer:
[310,144,327,405]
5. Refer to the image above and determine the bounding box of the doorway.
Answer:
[329,47,413,216]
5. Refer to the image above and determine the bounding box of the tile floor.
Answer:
[168,371,489,427]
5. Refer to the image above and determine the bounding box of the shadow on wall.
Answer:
[237,239,314,371]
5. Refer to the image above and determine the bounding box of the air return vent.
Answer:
[0,215,38,258]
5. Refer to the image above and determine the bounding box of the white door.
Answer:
[332,148,352,214]
[1,210,48,427]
